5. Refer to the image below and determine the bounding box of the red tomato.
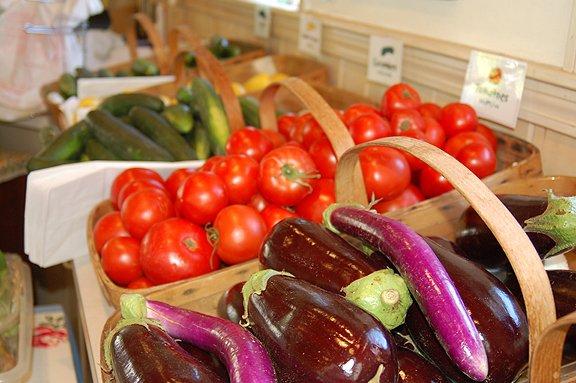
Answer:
[342,103,380,126]
[101,237,142,286]
[259,146,319,206]
[110,168,164,209]
[308,137,337,179]
[277,114,297,140]
[213,155,259,204]
[421,117,446,147]
[93,211,130,254]
[419,166,454,198]
[456,142,497,179]
[417,103,442,120]
[444,131,492,158]
[348,113,391,144]
[439,103,478,137]
[140,218,217,284]
[476,123,498,151]
[250,193,269,212]
[165,168,195,200]
[226,127,274,162]
[261,129,287,148]
[381,83,421,117]
[396,132,426,172]
[390,109,425,135]
[176,171,228,225]
[117,178,166,209]
[121,189,174,240]
[292,113,326,149]
[295,178,336,224]
[127,277,154,289]
[360,147,411,200]
[200,156,225,172]
[212,205,267,264]
[373,185,424,214]
[261,205,298,230]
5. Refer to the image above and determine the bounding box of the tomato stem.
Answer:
[280,164,320,190]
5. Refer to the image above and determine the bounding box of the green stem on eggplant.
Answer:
[102,294,161,372]
[342,269,413,330]
[524,190,576,257]
[240,269,294,327]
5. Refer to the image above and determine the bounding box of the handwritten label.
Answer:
[461,50,527,128]
[254,5,272,39]
[298,14,322,58]
[367,36,403,85]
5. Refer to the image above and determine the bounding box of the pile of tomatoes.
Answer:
[91,82,499,289]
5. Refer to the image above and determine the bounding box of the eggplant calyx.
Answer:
[240,269,294,328]
[524,190,576,257]
[342,269,413,330]
[322,203,367,234]
[102,294,162,372]
[367,365,385,383]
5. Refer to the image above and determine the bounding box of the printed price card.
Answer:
[254,5,272,39]
[461,50,527,128]
[367,36,403,85]
[298,14,322,58]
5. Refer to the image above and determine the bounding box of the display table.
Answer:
[72,255,114,383]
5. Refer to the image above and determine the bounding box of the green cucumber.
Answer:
[176,86,194,105]
[191,78,230,155]
[131,58,159,76]
[189,121,211,160]
[86,110,173,161]
[129,106,196,161]
[27,157,76,171]
[239,96,260,128]
[84,139,119,160]
[162,104,194,134]
[33,121,91,161]
[99,93,165,117]
[58,73,77,98]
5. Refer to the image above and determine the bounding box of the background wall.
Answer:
[303,0,574,67]
[170,0,576,176]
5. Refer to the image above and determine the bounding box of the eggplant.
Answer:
[217,281,245,323]
[397,347,448,383]
[455,194,556,270]
[242,270,398,383]
[405,237,529,383]
[259,217,390,294]
[109,324,226,383]
[176,340,229,380]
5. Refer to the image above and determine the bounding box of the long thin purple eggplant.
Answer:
[324,205,488,382]
[145,298,276,383]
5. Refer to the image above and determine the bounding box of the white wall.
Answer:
[303,0,573,67]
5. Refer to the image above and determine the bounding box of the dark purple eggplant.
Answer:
[397,347,448,383]
[405,237,529,383]
[455,194,556,269]
[242,270,398,383]
[176,340,229,380]
[109,324,227,383]
[217,282,245,323]
[259,217,391,294]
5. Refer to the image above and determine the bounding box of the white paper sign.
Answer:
[254,5,272,38]
[460,50,527,128]
[367,36,403,85]
[298,14,322,58]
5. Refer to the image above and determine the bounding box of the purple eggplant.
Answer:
[397,347,448,383]
[217,282,245,323]
[325,205,488,381]
[405,237,529,383]
[176,340,229,380]
[108,324,227,383]
[242,270,398,383]
[259,217,390,294]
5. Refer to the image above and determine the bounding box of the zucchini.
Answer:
[239,96,260,128]
[27,158,76,172]
[162,104,194,134]
[129,106,196,161]
[84,139,119,160]
[33,121,91,161]
[189,121,211,160]
[86,110,174,161]
[99,93,165,117]
[191,78,230,155]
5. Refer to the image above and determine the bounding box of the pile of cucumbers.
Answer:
[183,36,243,68]
[29,77,260,171]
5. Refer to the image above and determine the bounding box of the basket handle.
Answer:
[125,13,170,75]
[167,25,245,132]
[258,77,364,196]
[334,136,557,378]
